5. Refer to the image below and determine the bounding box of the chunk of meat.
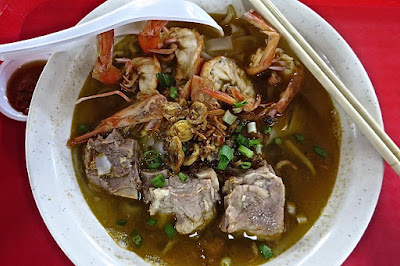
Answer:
[83,129,141,199]
[143,168,220,234]
[219,163,285,240]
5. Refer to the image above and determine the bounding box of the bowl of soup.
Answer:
[25,0,384,265]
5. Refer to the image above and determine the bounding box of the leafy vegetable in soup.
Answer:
[69,6,340,266]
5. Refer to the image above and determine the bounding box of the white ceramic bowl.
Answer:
[0,55,50,121]
[25,0,384,265]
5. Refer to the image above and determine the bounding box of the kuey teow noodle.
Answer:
[68,6,340,266]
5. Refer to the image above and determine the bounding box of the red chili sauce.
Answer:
[6,60,47,115]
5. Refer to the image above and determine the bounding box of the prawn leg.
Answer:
[67,94,167,146]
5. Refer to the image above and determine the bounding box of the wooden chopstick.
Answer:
[249,0,400,176]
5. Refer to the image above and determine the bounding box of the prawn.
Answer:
[266,64,304,117]
[92,30,123,84]
[244,10,281,75]
[169,27,204,83]
[138,20,169,54]
[67,94,167,146]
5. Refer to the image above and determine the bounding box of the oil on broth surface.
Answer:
[71,16,340,265]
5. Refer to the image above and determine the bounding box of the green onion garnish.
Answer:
[131,230,143,247]
[238,145,253,158]
[236,134,249,147]
[217,145,234,170]
[146,218,157,226]
[144,150,163,169]
[313,146,328,158]
[156,73,176,88]
[263,126,271,134]
[258,244,273,259]
[116,219,127,226]
[241,162,252,169]
[232,100,248,108]
[164,223,177,238]
[143,150,158,162]
[222,110,238,125]
[169,87,178,99]
[295,134,305,143]
[148,161,162,169]
[178,172,187,182]
[247,122,257,133]
[78,124,89,134]
[274,137,283,145]
[249,139,261,147]
[182,146,187,153]
[234,124,243,133]
[151,174,166,188]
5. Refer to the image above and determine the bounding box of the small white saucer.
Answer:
[0,54,50,121]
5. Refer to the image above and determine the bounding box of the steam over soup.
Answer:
[69,7,340,266]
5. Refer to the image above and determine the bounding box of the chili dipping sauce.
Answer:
[6,60,47,115]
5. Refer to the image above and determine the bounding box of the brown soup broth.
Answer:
[71,16,341,265]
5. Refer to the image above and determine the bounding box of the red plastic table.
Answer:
[0,0,399,265]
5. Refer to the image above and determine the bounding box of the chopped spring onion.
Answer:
[256,144,263,154]
[222,110,238,125]
[314,146,328,158]
[143,150,158,162]
[286,202,296,215]
[232,107,243,114]
[164,223,177,238]
[144,150,163,169]
[146,218,157,226]
[296,214,308,224]
[178,172,187,182]
[220,256,233,266]
[151,174,166,188]
[263,126,271,134]
[116,219,127,226]
[131,230,143,247]
[220,145,234,160]
[295,134,305,143]
[148,161,162,169]
[238,145,253,158]
[274,137,283,145]
[78,124,89,134]
[236,134,249,147]
[218,145,234,170]
[241,162,252,169]
[247,122,257,134]
[232,100,248,108]
[248,139,261,147]
[169,87,178,99]
[156,73,176,88]
[259,244,274,259]
[182,146,187,153]
[234,124,243,133]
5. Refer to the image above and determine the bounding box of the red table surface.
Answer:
[0,0,399,265]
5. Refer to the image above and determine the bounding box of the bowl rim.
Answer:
[25,0,384,265]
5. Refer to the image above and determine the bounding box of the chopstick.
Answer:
[249,0,400,176]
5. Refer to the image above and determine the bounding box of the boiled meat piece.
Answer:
[83,129,141,199]
[142,167,220,234]
[219,163,285,240]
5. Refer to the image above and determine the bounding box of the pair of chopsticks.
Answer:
[250,0,400,176]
